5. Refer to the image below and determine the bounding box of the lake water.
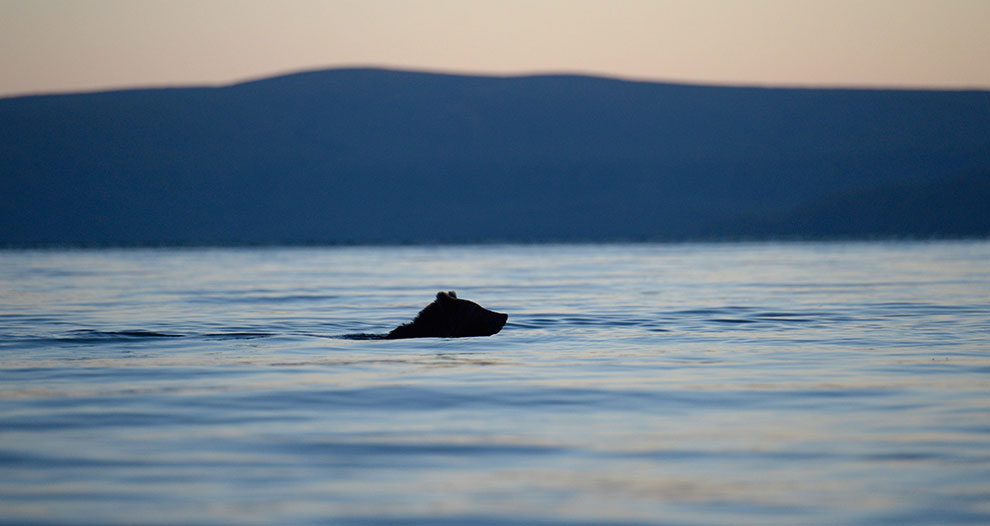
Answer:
[1,242,989,525]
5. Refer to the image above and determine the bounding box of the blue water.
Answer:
[1,242,989,525]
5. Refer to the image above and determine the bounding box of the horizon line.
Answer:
[4,64,990,99]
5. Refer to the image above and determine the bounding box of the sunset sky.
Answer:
[2,0,989,97]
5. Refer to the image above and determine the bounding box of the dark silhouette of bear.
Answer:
[385,291,508,339]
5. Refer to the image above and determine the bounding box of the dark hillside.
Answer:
[1,68,988,244]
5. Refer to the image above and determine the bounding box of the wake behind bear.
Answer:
[386,291,508,339]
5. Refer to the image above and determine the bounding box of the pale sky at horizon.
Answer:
[2,0,989,97]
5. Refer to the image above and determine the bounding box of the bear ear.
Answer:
[447,290,457,298]
[436,291,452,301]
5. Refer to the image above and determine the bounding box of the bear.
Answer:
[385,291,508,339]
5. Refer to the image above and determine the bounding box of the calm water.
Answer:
[1,242,989,525]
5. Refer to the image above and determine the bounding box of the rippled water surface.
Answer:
[2,242,989,525]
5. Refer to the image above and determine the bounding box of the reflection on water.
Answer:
[1,242,989,525]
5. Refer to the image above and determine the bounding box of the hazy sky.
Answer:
[2,0,989,97]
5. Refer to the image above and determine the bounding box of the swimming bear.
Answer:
[386,291,508,339]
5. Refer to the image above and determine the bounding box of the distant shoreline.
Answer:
[3,68,988,245]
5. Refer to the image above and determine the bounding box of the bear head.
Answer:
[385,291,508,339]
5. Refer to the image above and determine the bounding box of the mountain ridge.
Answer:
[2,67,988,245]
[8,67,988,103]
